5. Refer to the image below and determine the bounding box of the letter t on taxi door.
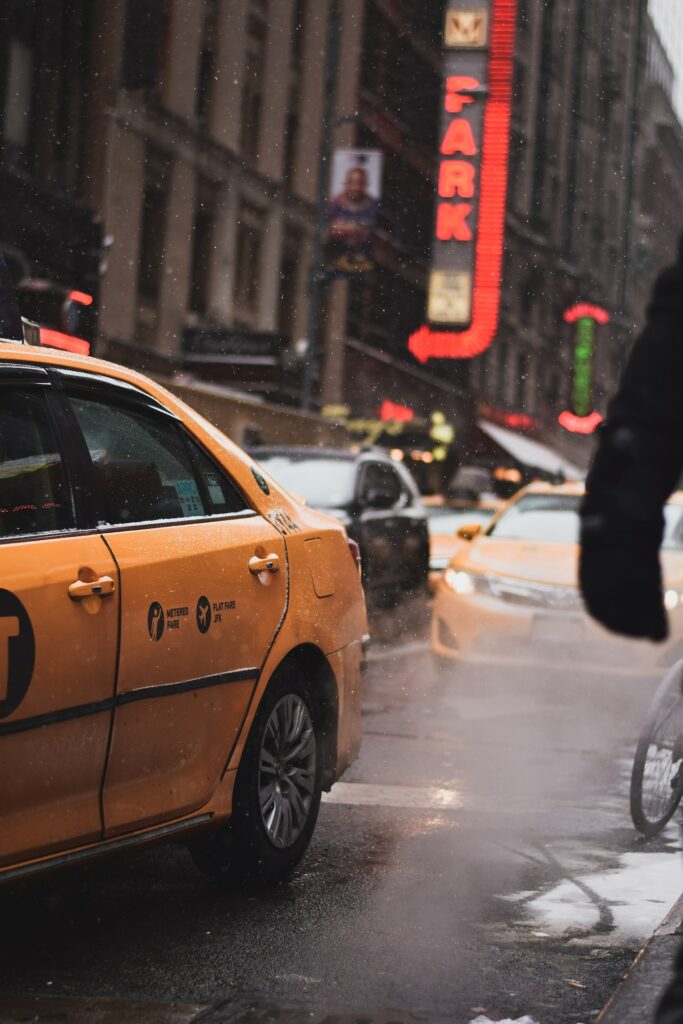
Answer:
[0,616,19,701]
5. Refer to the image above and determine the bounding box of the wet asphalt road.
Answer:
[1,612,681,1024]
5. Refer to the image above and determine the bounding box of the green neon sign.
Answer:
[572,317,594,417]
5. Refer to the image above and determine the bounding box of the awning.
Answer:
[478,419,583,479]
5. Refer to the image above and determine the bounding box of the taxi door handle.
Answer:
[68,576,116,600]
[248,554,280,575]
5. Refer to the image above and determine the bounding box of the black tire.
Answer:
[630,660,683,837]
[190,668,323,885]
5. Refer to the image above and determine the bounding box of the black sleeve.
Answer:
[0,257,23,342]
[579,238,683,641]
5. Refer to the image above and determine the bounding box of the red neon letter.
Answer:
[440,119,478,157]
[445,76,480,114]
[438,160,476,198]
[436,203,473,242]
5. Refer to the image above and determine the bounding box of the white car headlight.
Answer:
[444,569,476,595]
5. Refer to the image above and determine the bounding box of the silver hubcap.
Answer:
[258,694,317,849]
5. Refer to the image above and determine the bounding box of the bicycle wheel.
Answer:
[630,660,683,836]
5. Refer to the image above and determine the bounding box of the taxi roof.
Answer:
[0,336,168,398]
[519,479,683,506]
[521,480,586,496]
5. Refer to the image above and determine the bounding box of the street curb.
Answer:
[597,890,683,1022]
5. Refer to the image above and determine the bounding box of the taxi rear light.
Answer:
[347,538,362,572]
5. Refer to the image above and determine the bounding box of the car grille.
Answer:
[488,578,583,612]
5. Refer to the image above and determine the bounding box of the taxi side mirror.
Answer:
[456,522,482,541]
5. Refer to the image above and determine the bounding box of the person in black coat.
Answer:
[579,236,683,1022]
[0,256,23,341]
[580,237,683,642]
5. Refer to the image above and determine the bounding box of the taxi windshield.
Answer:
[487,494,582,543]
[489,494,683,548]
[426,506,495,536]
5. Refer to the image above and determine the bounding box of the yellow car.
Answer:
[432,482,683,677]
[0,334,367,885]
[423,496,502,591]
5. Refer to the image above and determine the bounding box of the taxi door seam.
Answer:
[98,532,124,840]
[219,526,291,778]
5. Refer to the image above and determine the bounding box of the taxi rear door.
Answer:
[0,365,118,867]
[59,373,287,835]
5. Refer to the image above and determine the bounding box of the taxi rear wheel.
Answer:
[190,670,323,885]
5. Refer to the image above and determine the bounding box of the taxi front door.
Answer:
[101,516,287,834]
[0,375,118,867]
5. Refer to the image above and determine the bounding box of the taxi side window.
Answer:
[0,389,74,538]
[69,394,245,526]
[185,436,249,516]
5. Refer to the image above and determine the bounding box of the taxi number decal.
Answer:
[268,509,301,535]
[0,590,35,719]
[173,479,204,518]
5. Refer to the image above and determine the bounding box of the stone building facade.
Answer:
[464,0,646,450]
[3,0,680,467]
[631,16,683,324]
[0,0,102,336]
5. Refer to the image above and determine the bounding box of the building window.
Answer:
[138,148,170,305]
[190,185,215,316]
[1,5,89,191]
[278,224,303,338]
[283,0,307,186]
[516,351,529,409]
[496,340,509,404]
[531,0,555,228]
[240,2,268,163]
[3,38,33,153]
[234,200,265,314]
[196,0,218,125]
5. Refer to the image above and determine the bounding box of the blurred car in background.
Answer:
[423,496,501,591]
[432,483,683,676]
[252,446,430,608]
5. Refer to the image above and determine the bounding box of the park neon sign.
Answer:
[409,0,517,363]
[558,303,609,434]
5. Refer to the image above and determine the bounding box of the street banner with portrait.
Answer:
[327,149,383,274]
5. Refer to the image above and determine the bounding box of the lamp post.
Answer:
[301,0,342,413]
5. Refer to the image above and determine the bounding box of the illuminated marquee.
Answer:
[409,0,517,362]
[558,303,609,435]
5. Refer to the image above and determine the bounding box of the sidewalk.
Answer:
[598,891,683,1023]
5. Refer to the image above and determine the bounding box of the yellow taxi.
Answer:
[423,496,502,591]
[432,482,683,676]
[0,334,367,885]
